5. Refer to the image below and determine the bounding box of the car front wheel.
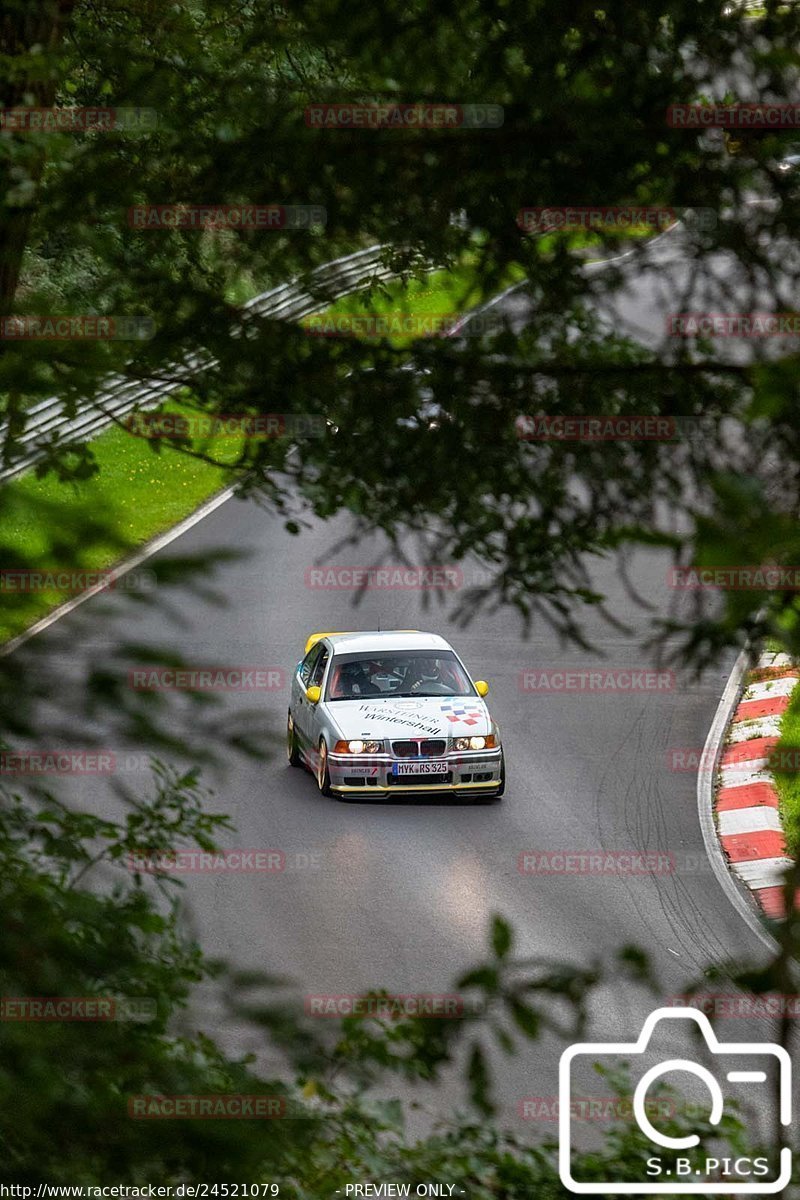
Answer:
[316,738,332,797]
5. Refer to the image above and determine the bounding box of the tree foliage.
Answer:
[3,0,800,1188]
[2,0,800,659]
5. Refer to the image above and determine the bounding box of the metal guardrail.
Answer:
[722,0,795,12]
[0,244,405,483]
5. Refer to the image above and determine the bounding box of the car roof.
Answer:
[327,630,452,655]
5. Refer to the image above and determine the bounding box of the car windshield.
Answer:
[325,650,475,700]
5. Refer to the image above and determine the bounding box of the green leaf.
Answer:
[508,997,540,1039]
[490,914,512,959]
[466,1041,493,1116]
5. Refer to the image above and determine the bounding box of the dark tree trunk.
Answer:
[0,0,77,313]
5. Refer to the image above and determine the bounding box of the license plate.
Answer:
[393,760,448,776]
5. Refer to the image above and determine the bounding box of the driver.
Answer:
[409,656,443,692]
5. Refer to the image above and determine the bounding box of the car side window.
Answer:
[310,648,329,688]
[299,644,322,686]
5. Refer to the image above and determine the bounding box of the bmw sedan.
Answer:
[287,630,505,800]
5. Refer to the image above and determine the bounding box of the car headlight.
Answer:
[339,739,382,754]
[454,735,496,751]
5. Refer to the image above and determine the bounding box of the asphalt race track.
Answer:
[17,500,768,1121]
[15,224,791,1132]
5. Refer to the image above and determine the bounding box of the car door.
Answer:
[293,642,323,753]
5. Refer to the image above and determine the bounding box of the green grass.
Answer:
[301,230,663,347]
[331,261,526,317]
[0,402,243,644]
[303,260,526,347]
[771,675,800,859]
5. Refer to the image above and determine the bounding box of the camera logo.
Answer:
[559,1007,791,1194]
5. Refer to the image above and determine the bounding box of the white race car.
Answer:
[287,630,504,800]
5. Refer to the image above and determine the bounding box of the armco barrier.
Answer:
[0,245,415,483]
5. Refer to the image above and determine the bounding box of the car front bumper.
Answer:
[327,749,503,795]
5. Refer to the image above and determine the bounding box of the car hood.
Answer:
[325,695,491,740]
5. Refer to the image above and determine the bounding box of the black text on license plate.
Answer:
[394,760,448,775]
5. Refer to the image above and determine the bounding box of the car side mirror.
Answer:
[306,685,322,704]
[474,680,489,697]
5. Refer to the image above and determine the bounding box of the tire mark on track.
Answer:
[589,703,739,977]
